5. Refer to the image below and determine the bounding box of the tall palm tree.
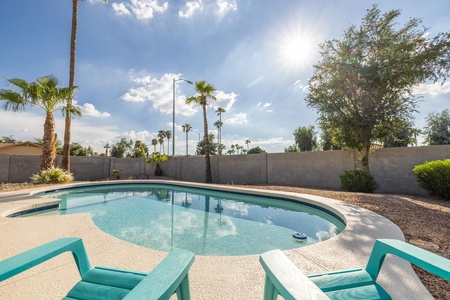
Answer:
[165,130,172,156]
[245,139,251,150]
[186,81,216,183]
[182,123,192,156]
[63,0,107,172]
[215,107,226,155]
[151,138,158,153]
[158,130,166,154]
[0,75,79,170]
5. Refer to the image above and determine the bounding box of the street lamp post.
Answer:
[173,78,193,156]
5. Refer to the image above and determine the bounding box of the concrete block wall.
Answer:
[1,145,449,196]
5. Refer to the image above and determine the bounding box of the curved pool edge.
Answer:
[0,180,433,300]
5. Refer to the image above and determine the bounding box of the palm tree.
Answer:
[165,130,172,156]
[158,130,166,154]
[215,107,226,155]
[63,0,107,172]
[186,81,217,183]
[0,75,79,170]
[245,139,251,150]
[182,123,192,156]
[151,138,158,153]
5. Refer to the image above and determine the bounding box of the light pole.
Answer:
[173,78,193,156]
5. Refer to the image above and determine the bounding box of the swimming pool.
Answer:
[32,183,345,255]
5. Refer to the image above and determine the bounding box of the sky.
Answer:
[0,0,449,155]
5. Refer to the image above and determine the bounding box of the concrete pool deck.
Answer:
[0,180,433,299]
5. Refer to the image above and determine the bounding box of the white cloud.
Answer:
[113,0,168,20]
[120,130,152,141]
[79,103,111,118]
[256,102,273,112]
[225,112,248,125]
[179,0,203,18]
[112,3,131,16]
[216,0,237,17]
[293,79,309,93]
[413,81,450,97]
[211,90,238,111]
[121,73,197,116]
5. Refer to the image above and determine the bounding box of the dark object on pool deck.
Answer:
[292,232,307,242]
[155,163,163,176]
[260,238,450,300]
[0,238,195,300]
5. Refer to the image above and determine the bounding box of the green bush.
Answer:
[339,169,379,193]
[30,167,74,184]
[413,159,450,200]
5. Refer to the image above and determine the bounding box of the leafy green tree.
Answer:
[293,126,317,152]
[247,146,265,154]
[424,109,450,145]
[0,75,78,170]
[196,134,217,155]
[306,4,450,173]
[182,123,192,156]
[70,142,93,156]
[284,145,300,152]
[130,140,149,158]
[320,128,341,151]
[110,138,132,158]
[187,81,217,183]
[382,120,415,147]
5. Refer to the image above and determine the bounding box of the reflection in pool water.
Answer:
[36,184,345,255]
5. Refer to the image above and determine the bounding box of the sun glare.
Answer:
[277,22,320,71]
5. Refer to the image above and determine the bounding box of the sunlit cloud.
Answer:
[112,0,168,20]
[120,130,152,141]
[257,102,272,110]
[413,81,450,96]
[293,79,309,93]
[78,103,111,118]
[211,90,238,111]
[179,0,203,18]
[216,0,237,18]
[225,112,248,125]
[121,73,197,116]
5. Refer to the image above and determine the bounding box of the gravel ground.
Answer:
[1,182,449,299]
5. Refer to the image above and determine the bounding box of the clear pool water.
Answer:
[34,184,345,255]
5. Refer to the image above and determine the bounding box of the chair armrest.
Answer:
[366,239,450,281]
[0,237,91,281]
[259,250,330,300]
[124,248,195,300]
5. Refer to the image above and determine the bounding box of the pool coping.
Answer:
[0,180,433,299]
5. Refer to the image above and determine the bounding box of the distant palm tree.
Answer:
[182,123,192,156]
[165,130,172,156]
[0,75,79,170]
[245,139,251,150]
[151,138,158,153]
[158,137,164,153]
[63,0,107,172]
[158,130,166,154]
[186,81,217,183]
[215,107,226,155]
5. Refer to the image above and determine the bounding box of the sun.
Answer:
[277,24,319,70]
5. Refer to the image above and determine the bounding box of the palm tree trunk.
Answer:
[41,112,56,170]
[62,0,78,172]
[186,132,189,156]
[202,100,212,183]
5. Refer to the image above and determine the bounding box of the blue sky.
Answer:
[1,0,449,155]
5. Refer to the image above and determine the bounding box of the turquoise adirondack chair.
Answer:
[0,238,195,300]
[260,239,450,300]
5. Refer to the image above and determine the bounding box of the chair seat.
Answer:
[64,267,147,300]
[309,269,391,300]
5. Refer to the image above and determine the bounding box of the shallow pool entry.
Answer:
[34,184,345,255]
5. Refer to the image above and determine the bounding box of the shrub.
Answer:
[339,169,379,193]
[30,167,74,184]
[413,159,450,200]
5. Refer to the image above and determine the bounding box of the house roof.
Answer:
[0,141,43,150]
